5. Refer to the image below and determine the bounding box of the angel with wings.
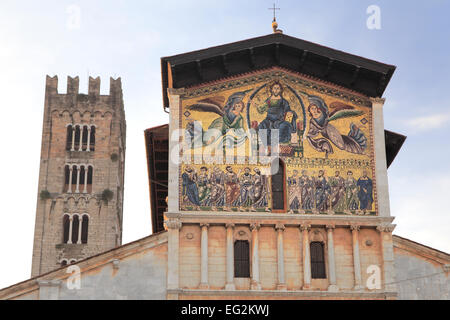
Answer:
[304,95,367,157]
[185,90,251,148]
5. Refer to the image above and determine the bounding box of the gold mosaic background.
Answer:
[178,69,375,215]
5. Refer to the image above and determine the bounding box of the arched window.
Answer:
[87,165,93,193]
[71,215,80,244]
[74,125,81,150]
[271,158,286,211]
[234,240,250,278]
[79,166,85,187]
[63,215,70,244]
[64,164,93,194]
[82,126,88,150]
[66,124,95,152]
[64,165,70,192]
[60,259,68,267]
[66,125,73,151]
[81,215,89,244]
[310,241,326,279]
[71,165,78,192]
[90,126,96,151]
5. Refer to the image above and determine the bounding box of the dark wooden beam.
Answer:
[299,50,308,71]
[376,73,387,97]
[350,66,360,87]
[324,58,334,79]
[170,64,177,88]
[195,60,203,81]
[248,48,256,69]
[221,54,229,75]
[274,43,280,64]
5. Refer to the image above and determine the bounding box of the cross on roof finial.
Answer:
[268,3,282,34]
[269,3,280,21]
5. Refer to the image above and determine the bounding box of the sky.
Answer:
[0,0,449,289]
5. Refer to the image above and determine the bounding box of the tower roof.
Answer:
[161,33,396,110]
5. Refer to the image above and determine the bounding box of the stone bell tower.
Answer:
[31,75,126,277]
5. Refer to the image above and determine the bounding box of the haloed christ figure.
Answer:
[254,81,298,146]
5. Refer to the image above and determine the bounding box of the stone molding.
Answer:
[300,224,311,232]
[369,97,386,106]
[165,219,182,230]
[167,87,186,96]
[164,211,395,226]
[376,224,396,233]
[170,288,398,299]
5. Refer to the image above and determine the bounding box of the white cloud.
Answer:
[404,112,450,133]
[390,172,450,253]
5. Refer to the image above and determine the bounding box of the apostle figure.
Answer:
[357,170,373,213]
[197,167,211,206]
[208,166,225,210]
[238,167,254,209]
[251,168,269,211]
[182,166,201,209]
[345,170,359,213]
[299,170,314,211]
[254,81,298,146]
[315,170,331,212]
[224,166,240,209]
[288,170,301,212]
[330,170,346,212]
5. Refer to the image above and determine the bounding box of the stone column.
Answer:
[67,166,73,193]
[75,166,81,193]
[78,126,84,151]
[276,223,287,290]
[351,225,363,290]
[77,217,82,244]
[166,218,182,297]
[326,224,339,292]
[377,224,397,293]
[225,223,235,290]
[71,127,75,151]
[67,216,73,244]
[167,88,185,213]
[250,223,261,290]
[83,168,88,194]
[301,224,311,290]
[86,127,91,152]
[199,223,209,289]
[370,97,391,217]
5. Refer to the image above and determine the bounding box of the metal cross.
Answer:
[268,3,280,20]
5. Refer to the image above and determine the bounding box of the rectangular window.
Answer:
[271,159,285,211]
[234,240,250,278]
[310,242,326,279]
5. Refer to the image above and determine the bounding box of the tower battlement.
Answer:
[45,75,122,97]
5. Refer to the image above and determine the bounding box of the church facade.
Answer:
[0,31,449,300]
